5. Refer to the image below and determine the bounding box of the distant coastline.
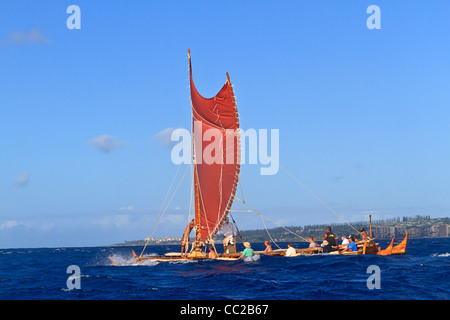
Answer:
[109,215,450,246]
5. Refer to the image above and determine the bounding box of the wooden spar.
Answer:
[191,121,204,256]
[189,49,204,257]
[226,72,232,86]
[369,215,373,238]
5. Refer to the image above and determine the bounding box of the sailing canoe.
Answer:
[111,50,409,265]
[129,50,241,263]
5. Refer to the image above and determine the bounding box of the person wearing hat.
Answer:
[340,235,358,254]
[239,242,254,259]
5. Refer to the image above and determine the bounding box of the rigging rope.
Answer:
[228,212,244,243]
[279,165,361,235]
[231,128,362,236]
[234,196,310,248]
[139,164,190,258]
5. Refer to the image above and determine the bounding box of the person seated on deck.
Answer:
[263,240,273,252]
[208,246,218,259]
[285,242,296,257]
[340,235,349,247]
[181,219,195,257]
[239,242,254,259]
[360,228,370,240]
[322,227,338,253]
[340,235,358,254]
[308,236,319,248]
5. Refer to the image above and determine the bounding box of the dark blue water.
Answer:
[1,238,449,300]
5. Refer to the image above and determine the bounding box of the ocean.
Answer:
[1,238,448,304]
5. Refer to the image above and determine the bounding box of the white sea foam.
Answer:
[431,252,450,257]
[109,254,159,266]
[243,254,260,262]
[138,259,160,266]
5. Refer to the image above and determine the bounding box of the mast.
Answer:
[192,118,204,256]
[188,50,202,256]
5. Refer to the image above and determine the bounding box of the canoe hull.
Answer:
[128,250,241,263]
[109,233,409,265]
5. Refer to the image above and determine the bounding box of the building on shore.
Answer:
[372,224,449,239]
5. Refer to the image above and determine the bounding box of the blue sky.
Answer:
[1,1,449,248]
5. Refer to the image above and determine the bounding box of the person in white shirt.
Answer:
[221,217,237,254]
[285,242,297,257]
[340,235,349,247]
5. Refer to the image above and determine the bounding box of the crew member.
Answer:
[323,226,338,253]
[360,228,370,240]
[181,219,195,257]
[221,217,237,254]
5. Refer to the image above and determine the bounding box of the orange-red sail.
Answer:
[188,50,240,248]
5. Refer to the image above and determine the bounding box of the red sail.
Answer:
[188,50,240,246]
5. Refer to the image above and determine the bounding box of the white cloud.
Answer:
[0,220,21,230]
[2,28,50,45]
[153,128,177,148]
[40,222,55,231]
[163,214,186,225]
[96,214,132,229]
[13,172,30,187]
[112,215,131,227]
[89,135,126,153]
[0,219,55,232]
[119,205,135,211]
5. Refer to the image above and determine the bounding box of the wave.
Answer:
[431,252,450,257]
[242,254,260,262]
[108,254,159,266]
[106,252,206,266]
